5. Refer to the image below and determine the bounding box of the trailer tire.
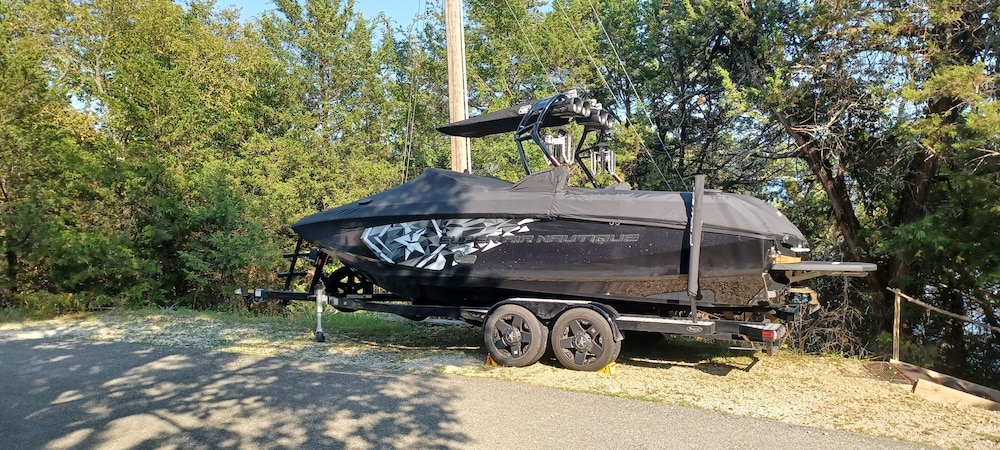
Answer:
[483,304,548,367]
[551,307,621,371]
[324,267,375,313]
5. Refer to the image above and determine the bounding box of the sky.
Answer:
[222,0,425,24]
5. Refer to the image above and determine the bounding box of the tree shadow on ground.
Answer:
[616,334,761,376]
[503,332,761,375]
[0,335,472,449]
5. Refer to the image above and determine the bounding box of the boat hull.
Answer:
[298,216,780,311]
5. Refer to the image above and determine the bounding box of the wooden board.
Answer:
[891,359,1000,410]
[912,379,1000,411]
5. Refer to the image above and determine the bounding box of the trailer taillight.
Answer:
[761,327,786,341]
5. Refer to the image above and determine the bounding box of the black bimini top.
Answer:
[436,102,573,137]
[293,166,809,248]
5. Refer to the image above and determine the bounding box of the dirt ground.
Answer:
[2,312,998,449]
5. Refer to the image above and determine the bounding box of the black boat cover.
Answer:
[293,167,808,248]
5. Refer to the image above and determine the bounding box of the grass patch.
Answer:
[285,308,481,349]
[0,307,29,323]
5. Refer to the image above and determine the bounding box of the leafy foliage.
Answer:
[1,0,998,387]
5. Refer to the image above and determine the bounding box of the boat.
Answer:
[244,90,878,370]
[290,91,872,318]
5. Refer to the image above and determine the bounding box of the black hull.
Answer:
[300,217,779,310]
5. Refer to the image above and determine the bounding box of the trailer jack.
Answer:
[314,286,327,342]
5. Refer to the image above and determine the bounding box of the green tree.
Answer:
[0,0,290,308]
[652,0,999,384]
[883,0,1000,382]
[0,0,131,306]
[391,7,452,178]
[259,0,401,210]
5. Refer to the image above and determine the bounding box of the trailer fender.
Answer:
[489,299,624,343]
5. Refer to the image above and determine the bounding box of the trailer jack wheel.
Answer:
[483,304,548,367]
[551,308,621,371]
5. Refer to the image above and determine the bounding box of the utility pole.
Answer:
[445,0,471,173]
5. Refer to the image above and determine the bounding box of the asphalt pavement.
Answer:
[0,333,933,449]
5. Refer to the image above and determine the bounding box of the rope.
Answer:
[889,288,1000,334]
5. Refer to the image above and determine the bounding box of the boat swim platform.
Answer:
[773,261,877,283]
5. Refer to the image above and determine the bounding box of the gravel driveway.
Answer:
[1,311,997,449]
[1,334,931,449]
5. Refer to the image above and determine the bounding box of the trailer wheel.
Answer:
[483,304,548,367]
[324,267,374,312]
[551,308,621,371]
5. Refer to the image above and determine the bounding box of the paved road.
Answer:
[0,334,931,449]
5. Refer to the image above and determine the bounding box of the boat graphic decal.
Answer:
[361,218,535,270]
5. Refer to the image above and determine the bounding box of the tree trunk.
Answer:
[2,249,16,306]
[935,286,971,380]
[799,147,897,331]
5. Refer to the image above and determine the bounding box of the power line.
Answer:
[501,0,559,92]
[553,0,673,189]
[585,0,687,189]
[401,0,428,182]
